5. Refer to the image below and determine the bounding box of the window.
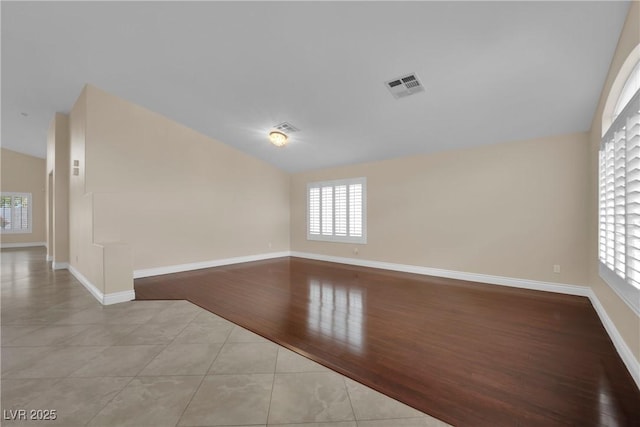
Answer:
[598,54,640,314]
[307,177,366,243]
[0,192,32,234]
[612,60,640,123]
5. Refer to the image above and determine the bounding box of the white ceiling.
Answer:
[1,1,630,173]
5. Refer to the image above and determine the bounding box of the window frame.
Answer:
[612,59,640,123]
[598,81,640,315]
[0,192,33,234]
[306,177,367,244]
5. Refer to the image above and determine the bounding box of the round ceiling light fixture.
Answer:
[269,131,288,147]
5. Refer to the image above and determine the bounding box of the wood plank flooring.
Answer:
[135,257,640,426]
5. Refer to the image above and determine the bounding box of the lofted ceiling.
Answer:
[1,1,631,172]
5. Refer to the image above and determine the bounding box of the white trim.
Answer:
[52,261,69,270]
[46,255,53,261]
[291,251,589,296]
[599,262,640,316]
[133,251,290,279]
[602,44,640,136]
[291,251,639,389]
[0,241,46,249]
[588,288,640,389]
[68,265,135,306]
[103,289,137,305]
[68,264,103,303]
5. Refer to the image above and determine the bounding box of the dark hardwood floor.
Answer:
[135,257,640,426]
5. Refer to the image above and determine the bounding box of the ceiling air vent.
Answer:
[273,122,300,133]
[385,73,425,99]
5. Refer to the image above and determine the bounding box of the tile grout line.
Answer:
[6,376,67,418]
[82,301,194,426]
[0,325,47,346]
[81,332,171,425]
[172,309,234,427]
[82,374,139,426]
[264,346,280,426]
[4,290,151,425]
[343,376,359,425]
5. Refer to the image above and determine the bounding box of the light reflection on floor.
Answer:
[307,278,365,353]
[599,366,623,427]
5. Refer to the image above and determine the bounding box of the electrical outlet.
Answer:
[553,264,561,274]
[268,242,272,249]
[353,247,359,255]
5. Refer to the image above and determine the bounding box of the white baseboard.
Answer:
[67,264,135,306]
[290,251,590,296]
[588,288,640,389]
[68,265,103,302]
[0,241,46,249]
[52,261,69,270]
[133,251,290,279]
[291,251,639,390]
[103,289,137,305]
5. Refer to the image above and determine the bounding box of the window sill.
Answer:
[599,262,640,316]
[307,235,367,244]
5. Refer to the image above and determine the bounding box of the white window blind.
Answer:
[321,187,333,235]
[349,184,363,237]
[0,192,32,234]
[599,89,640,314]
[307,177,367,244]
[335,185,347,236]
[309,187,320,235]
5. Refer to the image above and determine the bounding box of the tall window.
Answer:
[599,53,640,314]
[0,192,32,234]
[307,177,366,243]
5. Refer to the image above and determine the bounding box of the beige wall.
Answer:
[46,113,70,263]
[0,148,46,245]
[68,85,290,294]
[587,1,640,363]
[69,87,105,291]
[292,132,590,286]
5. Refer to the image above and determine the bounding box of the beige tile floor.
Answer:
[1,248,451,426]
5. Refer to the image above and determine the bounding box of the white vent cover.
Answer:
[385,73,425,99]
[273,122,300,133]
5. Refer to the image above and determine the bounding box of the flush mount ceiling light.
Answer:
[269,130,288,147]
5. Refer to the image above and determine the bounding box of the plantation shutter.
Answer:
[599,90,640,290]
[625,94,640,288]
[321,187,333,235]
[335,185,347,236]
[0,193,31,233]
[307,178,366,243]
[349,184,363,237]
[309,187,320,236]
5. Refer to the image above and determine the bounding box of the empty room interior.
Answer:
[1,1,640,426]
